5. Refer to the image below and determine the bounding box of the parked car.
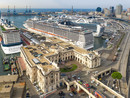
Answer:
[60,73,66,76]
[72,74,76,78]
[72,91,77,95]
[91,80,95,83]
[95,83,99,86]
[90,86,97,90]
[95,71,98,74]
[59,91,65,96]
[26,92,30,98]
[78,77,80,80]
[69,93,73,97]
[39,92,44,95]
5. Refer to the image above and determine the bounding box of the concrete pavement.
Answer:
[18,75,39,98]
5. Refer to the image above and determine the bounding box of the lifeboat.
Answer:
[0,35,2,43]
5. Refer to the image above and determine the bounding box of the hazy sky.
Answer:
[0,0,129,9]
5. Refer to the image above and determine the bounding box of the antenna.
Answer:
[14,5,16,14]
[7,5,10,13]
[0,9,1,18]
[71,5,73,15]
[29,6,31,13]
[26,5,28,13]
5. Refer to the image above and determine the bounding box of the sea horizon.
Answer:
[0,8,96,13]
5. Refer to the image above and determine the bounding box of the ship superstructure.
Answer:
[24,17,94,50]
[0,19,23,54]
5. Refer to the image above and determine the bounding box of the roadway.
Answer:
[18,75,40,98]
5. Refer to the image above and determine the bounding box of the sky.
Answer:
[0,0,129,9]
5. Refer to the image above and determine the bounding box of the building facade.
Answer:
[103,8,111,17]
[110,6,114,16]
[20,37,101,93]
[116,4,123,15]
[20,45,60,93]
[2,30,21,44]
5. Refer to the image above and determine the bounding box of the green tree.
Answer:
[111,72,122,89]
[111,72,122,80]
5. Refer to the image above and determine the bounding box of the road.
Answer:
[118,32,130,79]
[18,75,39,98]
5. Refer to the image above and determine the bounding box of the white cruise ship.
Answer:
[0,19,23,54]
[24,17,94,50]
[93,25,105,37]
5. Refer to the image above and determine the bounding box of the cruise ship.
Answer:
[0,19,23,54]
[93,25,105,37]
[50,15,105,37]
[24,17,94,50]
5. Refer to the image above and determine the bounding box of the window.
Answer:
[51,80,53,83]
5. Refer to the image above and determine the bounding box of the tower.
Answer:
[7,6,10,15]
[25,6,28,13]
[110,6,114,17]
[29,6,32,13]
[116,4,123,15]
[0,9,1,19]
[71,6,73,15]
[96,7,102,12]
[7,6,10,13]
[13,5,16,15]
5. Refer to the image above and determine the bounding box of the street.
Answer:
[18,75,39,98]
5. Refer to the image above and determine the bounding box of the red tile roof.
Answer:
[17,57,26,71]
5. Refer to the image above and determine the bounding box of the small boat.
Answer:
[10,57,15,65]
[3,58,10,71]
[11,63,16,75]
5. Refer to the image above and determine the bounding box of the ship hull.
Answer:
[26,26,94,49]
[24,22,94,50]
[1,44,23,54]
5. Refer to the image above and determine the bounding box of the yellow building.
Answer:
[20,37,101,93]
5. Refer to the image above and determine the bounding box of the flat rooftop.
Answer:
[12,82,25,98]
[0,83,13,93]
[21,36,98,73]
[0,75,18,83]
[22,45,58,74]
